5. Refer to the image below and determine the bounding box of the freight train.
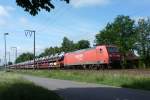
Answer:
[9,45,122,69]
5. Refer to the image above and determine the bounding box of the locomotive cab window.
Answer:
[107,47,119,53]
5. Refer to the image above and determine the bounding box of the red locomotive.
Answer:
[9,45,121,69]
[64,45,121,69]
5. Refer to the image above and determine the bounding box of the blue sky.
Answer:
[0,0,150,63]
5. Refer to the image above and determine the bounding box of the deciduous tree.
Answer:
[76,40,90,50]
[61,37,75,52]
[96,15,137,56]
[15,53,34,63]
[16,0,69,16]
[136,18,150,67]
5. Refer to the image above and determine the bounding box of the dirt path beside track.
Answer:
[23,75,150,100]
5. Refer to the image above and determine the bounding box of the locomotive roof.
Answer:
[67,47,96,54]
[66,45,117,54]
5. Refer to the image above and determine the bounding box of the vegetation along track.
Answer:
[13,69,150,91]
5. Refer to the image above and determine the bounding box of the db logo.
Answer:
[75,54,83,60]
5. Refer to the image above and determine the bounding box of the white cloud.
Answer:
[0,6,9,17]
[71,0,110,8]
[0,5,14,17]
[0,5,15,26]
[19,17,29,26]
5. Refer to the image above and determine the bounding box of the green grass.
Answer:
[0,71,62,100]
[14,69,150,91]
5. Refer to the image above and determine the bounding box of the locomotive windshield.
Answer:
[107,47,119,53]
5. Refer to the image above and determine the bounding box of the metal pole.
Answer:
[8,52,10,63]
[16,48,17,63]
[4,34,6,68]
[33,31,36,69]
[4,33,8,69]
[25,30,36,69]
[11,47,17,63]
[0,58,1,66]
[15,48,17,69]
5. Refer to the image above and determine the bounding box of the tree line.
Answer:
[95,15,150,68]
[15,15,150,68]
[38,37,90,57]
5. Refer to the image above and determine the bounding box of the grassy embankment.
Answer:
[0,71,62,100]
[15,69,150,91]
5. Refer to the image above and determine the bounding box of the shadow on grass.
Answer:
[0,83,62,100]
[121,79,150,91]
